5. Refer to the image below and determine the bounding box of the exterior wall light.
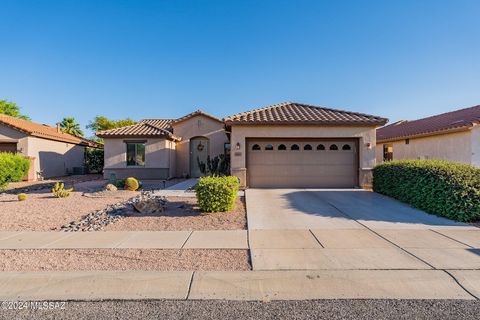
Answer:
[235,142,241,150]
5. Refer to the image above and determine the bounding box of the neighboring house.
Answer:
[0,114,101,180]
[98,102,387,188]
[376,105,480,166]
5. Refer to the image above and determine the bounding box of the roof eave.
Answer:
[96,133,181,142]
[171,111,223,126]
[377,125,473,143]
[224,120,388,127]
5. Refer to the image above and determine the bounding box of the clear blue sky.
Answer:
[1,0,479,136]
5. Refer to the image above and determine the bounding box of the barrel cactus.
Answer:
[17,193,28,201]
[124,177,140,191]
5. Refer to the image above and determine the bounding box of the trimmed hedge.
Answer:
[373,160,480,222]
[195,176,239,212]
[0,152,30,189]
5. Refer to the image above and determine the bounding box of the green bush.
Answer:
[195,176,239,212]
[0,152,30,189]
[373,160,480,222]
[124,177,140,191]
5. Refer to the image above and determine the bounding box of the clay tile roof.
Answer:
[224,102,388,126]
[377,105,480,142]
[96,119,180,140]
[140,119,175,132]
[0,113,98,146]
[171,110,222,125]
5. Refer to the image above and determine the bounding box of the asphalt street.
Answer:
[1,299,479,320]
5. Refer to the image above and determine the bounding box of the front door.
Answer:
[190,137,209,178]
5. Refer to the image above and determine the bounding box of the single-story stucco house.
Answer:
[376,105,480,166]
[0,114,101,180]
[97,102,388,188]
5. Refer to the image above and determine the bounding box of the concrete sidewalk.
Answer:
[249,228,480,270]
[0,269,477,301]
[0,231,248,249]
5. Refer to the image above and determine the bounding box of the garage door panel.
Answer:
[247,139,358,188]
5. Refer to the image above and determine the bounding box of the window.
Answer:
[304,144,312,150]
[329,144,338,150]
[252,144,261,150]
[342,144,351,151]
[265,144,274,150]
[383,144,393,161]
[317,144,325,150]
[278,144,287,150]
[291,144,300,150]
[405,139,410,145]
[126,142,145,166]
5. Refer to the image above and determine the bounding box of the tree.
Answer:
[86,116,136,132]
[59,117,84,136]
[0,100,30,120]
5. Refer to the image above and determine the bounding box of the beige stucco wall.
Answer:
[0,124,29,154]
[230,125,377,188]
[26,136,85,179]
[0,124,85,179]
[375,130,474,165]
[103,137,175,180]
[471,126,480,166]
[172,115,229,177]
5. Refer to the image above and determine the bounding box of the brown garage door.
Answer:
[247,139,358,188]
[0,143,17,153]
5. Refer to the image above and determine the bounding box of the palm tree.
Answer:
[59,117,84,137]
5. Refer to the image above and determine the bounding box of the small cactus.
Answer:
[124,177,139,191]
[51,182,73,198]
[17,193,27,201]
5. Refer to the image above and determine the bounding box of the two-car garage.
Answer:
[225,102,388,189]
[246,138,358,188]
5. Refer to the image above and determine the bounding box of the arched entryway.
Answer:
[190,136,209,177]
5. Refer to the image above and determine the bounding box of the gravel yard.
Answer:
[0,188,138,231]
[104,197,247,231]
[0,249,250,271]
[0,179,246,232]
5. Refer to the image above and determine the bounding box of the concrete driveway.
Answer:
[246,189,480,275]
[246,189,472,230]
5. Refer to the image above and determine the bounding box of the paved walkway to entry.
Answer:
[153,179,198,197]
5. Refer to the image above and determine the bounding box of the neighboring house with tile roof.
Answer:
[376,105,480,166]
[0,114,102,180]
[98,102,387,188]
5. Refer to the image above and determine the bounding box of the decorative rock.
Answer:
[104,184,118,192]
[59,191,169,232]
[132,192,167,214]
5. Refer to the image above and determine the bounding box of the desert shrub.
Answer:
[17,193,27,201]
[195,176,239,212]
[85,148,104,173]
[124,177,139,191]
[51,182,73,198]
[197,154,230,176]
[373,160,480,222]
[0,152,30,189]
